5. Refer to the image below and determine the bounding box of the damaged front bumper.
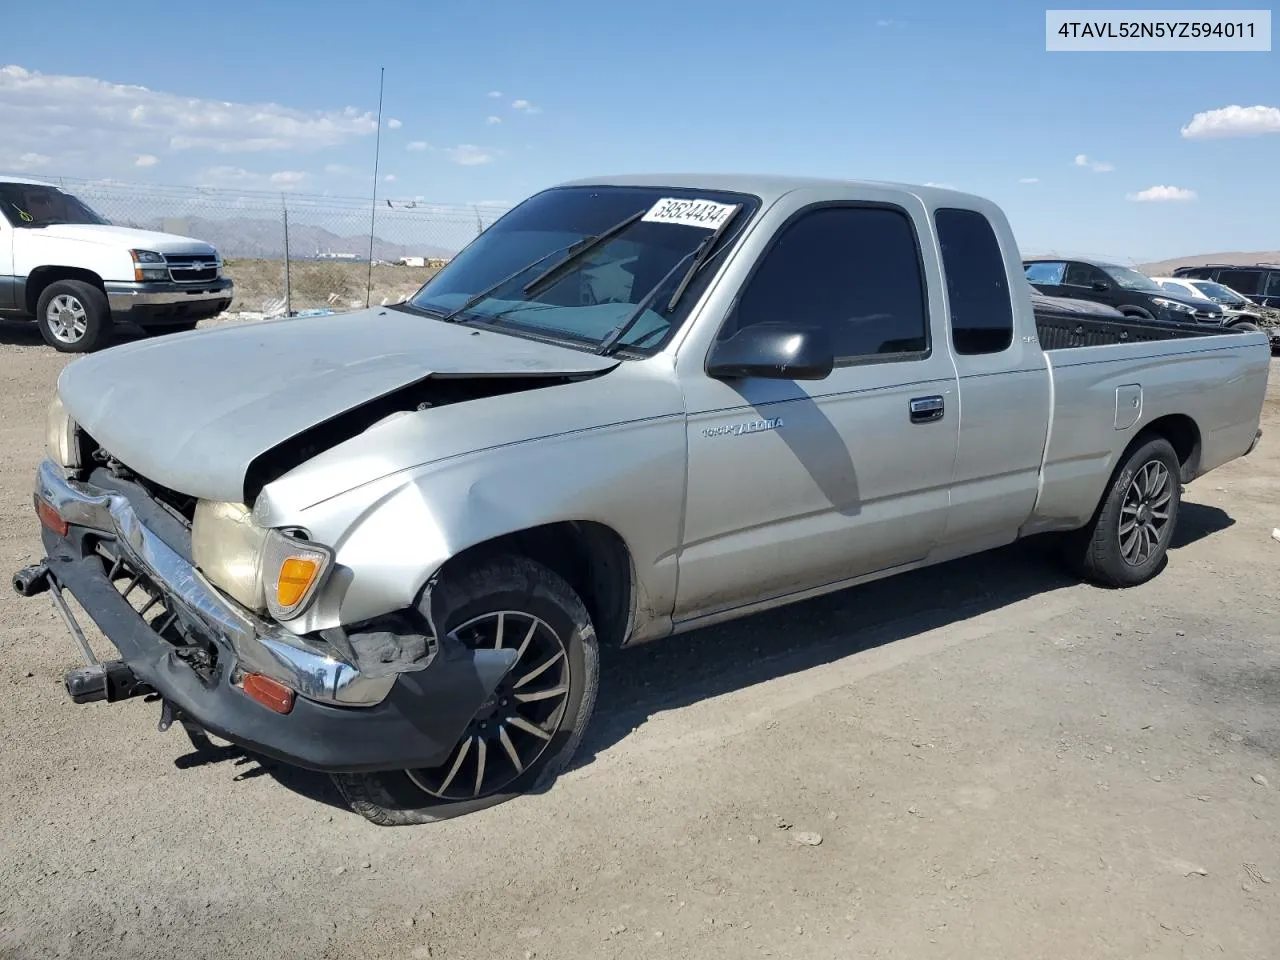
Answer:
[15,458,515,774]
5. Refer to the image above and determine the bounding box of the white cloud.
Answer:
[134,153,159,167]
[196,166,308,190]
[445,144,493,166]
[486,115,502,125]
[511,99,541,114]
[924,181,955,189]
[11,151,52,169]
[1127,184,1197,202]
[1180,104,1280,139]
[1073,153,1114,173]
[1018,176,1040,183]
[876,18,904,26]
[386,117,402,129]
[487,90,502,98]
[0,62,378,174]
[324,163,355,175]
[407,140,429,152]
[384,173,396,182]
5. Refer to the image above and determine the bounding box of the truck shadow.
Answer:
[173,500,1232,814]
[569,499,1234,775]
[0,318,156,350]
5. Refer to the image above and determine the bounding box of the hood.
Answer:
[31,223,218,255]
[57,308,619,504]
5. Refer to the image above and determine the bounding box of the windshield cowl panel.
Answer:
[406,185,759,356]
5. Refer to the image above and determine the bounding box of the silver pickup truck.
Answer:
[14,174,1269,825]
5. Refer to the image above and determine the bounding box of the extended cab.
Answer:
[0,177,233,352]
[13,175,1269,825]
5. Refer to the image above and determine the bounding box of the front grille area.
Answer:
[92,538,218,679]
[163,253,220,284]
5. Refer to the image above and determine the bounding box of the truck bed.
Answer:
[1033,306,1226,351]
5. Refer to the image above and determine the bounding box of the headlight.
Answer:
[192,500,269,611]
[130,249,169,282]
[192,504,332,621]
[261,529,332,621]
[1153,297,1195,314]
[44,394,79,469]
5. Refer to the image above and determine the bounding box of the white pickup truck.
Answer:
[0,176,233,352]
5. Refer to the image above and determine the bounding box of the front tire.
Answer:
[333,554,600,825]
[1064,435,1182,587]
[36,280,113,353]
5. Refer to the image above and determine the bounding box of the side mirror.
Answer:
[1091,280,1110,292]
[706,322,835,381]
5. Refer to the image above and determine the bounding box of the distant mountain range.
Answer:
[1135,251,1280,276]
[145,215,457,261]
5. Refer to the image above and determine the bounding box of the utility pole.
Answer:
[366,66,385,309]
[281,194,292,317]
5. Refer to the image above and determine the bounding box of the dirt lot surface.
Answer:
[1,318,1277,960]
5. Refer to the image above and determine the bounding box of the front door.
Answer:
[673,201,960,625]
[0,216,14,310]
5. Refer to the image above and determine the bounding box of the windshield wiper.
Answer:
[521,208,647,298]
[596,205,742,356]
[437,238,590,323]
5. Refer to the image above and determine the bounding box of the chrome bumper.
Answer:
[35,458,393,707]
[104,278,233,311]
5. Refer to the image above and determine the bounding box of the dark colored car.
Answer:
[1022,257,1225,324]
[1170,263,1280,309]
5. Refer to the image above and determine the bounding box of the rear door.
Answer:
[934,208,1051,556]
[674,198,960,624]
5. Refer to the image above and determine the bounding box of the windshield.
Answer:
[1101,263,1163,292]
[1190,280,1247,304]
[0,183,110,229]
[403,185,759,354]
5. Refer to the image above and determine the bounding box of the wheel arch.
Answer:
[428,520,637,650]
[1133,413,1202,483]
[25,266,107,315]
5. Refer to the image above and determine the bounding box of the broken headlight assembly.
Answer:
[192,501,332,622]
[44,394,79,470]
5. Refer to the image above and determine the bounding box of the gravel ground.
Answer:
[1,317,1277,960]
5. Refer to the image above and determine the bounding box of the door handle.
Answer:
[909,395,945,424]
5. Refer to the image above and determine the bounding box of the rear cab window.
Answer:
[935,208,1014,354]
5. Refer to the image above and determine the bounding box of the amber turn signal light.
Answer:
[35,497,68,536]
[241,673,295,715]
[276,557,321,608]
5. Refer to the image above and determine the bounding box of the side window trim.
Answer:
[710,200,934,369]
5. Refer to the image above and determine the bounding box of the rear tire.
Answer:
[332,554,600,826]
[1120,307,1155,321]
[35,280,113,353]
[1063,435,1182,587]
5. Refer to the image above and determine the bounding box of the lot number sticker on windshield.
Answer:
[642,197,738,230]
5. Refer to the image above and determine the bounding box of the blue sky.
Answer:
[1,0,1277,260]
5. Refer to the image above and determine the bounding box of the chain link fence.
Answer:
[48,175,512,317]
